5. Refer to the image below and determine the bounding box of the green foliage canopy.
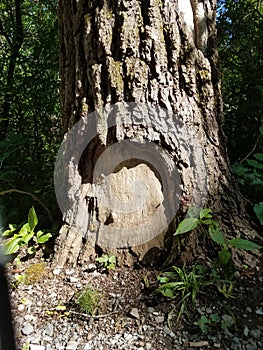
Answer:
[0,0,60,226]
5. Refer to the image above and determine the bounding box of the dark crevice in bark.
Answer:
[111,12,123,62]
[122,62,136,102]
[162,27,175,73]
[158,134,175,155]
[78,136,106,184]
[106,125,117,144]
[140,0,151,27]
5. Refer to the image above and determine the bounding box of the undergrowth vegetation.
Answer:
[77,287,101,316]
[1,206,52,258]
[155,207,262,329]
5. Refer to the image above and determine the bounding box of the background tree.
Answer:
[0,0,60,227]
[217,0,263,212]
[54,0,260,268]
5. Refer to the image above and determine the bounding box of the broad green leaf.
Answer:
[187,207,202,218]
[175,218,199,235]
[4,238,21,255]
[208,226,225,245]
[2,224,17,236]
[21,231,35,244]
[199,208,212,220]
[251,179,263,187]
[19,223,31,237]
[95,255,109,263]
[228,238,262,250]
[108,263,115,270]
[254,202,263,225]
[246,159,263,169]
[210,313,220,322]
[37,232,52,244]
[254,153,263,161]
[201,219,217,225]
[28,206,38,231]
[260,126,263,135]
[157,282,183,290]
[221,315,235,329]
[36,230,44,238]
[157,276,170,284]
[195,315,209,332]
[108,255,116,263]
[160,288,174,298]
[218,248,231,265]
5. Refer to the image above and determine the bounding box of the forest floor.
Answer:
[6,255,263,350]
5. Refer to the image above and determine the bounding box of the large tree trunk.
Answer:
[54,0,259,268]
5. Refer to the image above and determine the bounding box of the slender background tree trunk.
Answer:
[0,0,24,141]
[54,0,259,268]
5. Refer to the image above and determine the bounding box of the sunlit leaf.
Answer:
[28,206,38,231]
[4,238,21,255]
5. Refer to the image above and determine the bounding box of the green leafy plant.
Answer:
[195,312,235,333]
[156,207,262,322]
[77,286,101,315]
[175,207,261,280]
[11,273,26,288]
[95,254,116,270]
[254,202,263,225]
[195,313,221,332]
[1,206,52,256]
[231,126,263,225]
[156,264,212,320]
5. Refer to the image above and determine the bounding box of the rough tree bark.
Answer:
[54,0,259,268]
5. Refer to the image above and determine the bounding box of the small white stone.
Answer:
[123,333,133,342]
[84,344,92,350]
[147,307,155,313]
[18,304,25,311]
[45,323,54,337]
[24,314,35,321]
[129,307,140,319]
[156,316,165,323]
[30,345,45,350]
[243,326,249,336]
[69,276,79,283]
[66,341,79,350]
[256,308,263,315]
[87,263,96,271]
[22,322,34,335]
